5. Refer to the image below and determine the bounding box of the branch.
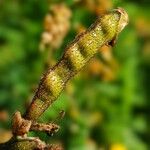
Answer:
[0,8,128,150]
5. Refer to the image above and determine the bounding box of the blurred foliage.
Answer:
[0,0,150,150]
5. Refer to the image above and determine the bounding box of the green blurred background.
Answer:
[0,0,150,150]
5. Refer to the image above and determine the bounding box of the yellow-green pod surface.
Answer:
[25,8,129,120]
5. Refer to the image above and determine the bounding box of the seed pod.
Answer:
[25,8,129,121]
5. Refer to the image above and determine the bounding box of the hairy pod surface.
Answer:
[25,8,128,120]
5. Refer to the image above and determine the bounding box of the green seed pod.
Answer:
[25,7,129,121]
